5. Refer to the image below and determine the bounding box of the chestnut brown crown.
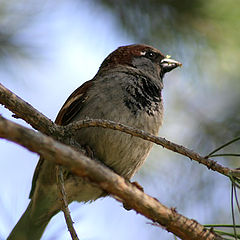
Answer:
[99,44,181,76]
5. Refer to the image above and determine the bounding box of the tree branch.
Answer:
[66,119,239,178]
[56,166,79,240]
[0,115,222,240]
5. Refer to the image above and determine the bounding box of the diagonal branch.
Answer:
[66,120,239,177]
[0,115,223,240]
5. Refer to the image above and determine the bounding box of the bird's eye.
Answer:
[144,51,157,60]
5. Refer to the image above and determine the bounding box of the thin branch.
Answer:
[0,115,223,240]
[56,165,79,240]
[66,119,239,178]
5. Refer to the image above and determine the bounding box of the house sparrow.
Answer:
[7,44,181,240]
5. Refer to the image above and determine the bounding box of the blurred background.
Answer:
[0,0,240,239]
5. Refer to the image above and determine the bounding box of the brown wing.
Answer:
[55,80,94,126]
[29,80,94,198]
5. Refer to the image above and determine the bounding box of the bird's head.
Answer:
[99,44,182,79]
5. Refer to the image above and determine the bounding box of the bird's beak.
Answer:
[160,57,182,74]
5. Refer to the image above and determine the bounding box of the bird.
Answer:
[7,44,181,240]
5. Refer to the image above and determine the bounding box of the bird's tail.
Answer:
[7,199,57,240]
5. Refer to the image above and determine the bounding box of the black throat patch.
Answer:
[123,75,162,116]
